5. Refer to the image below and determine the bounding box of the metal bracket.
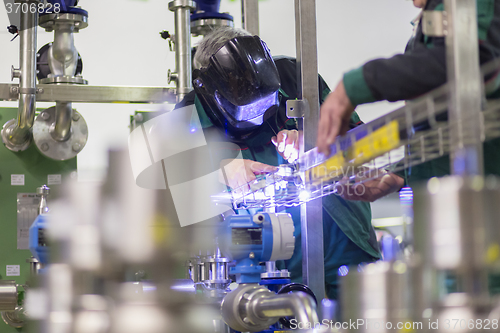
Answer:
[422,10,447,37]
[286,99,310,118]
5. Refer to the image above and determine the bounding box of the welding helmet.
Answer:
[193,36,280,140]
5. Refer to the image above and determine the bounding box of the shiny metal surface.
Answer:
[341,262,410,332]
[1,10,38,151]
[39,13,88,32]
[413,177,491,298]
[191,18,234,37]
[203,257,231,284]
[286,98,309,118]
[33,106,88,160]
[241,0,259,35]
[0,84,177,103]
[169,0,195,101]
[39,75,88,85]
[422,11,446,37]
[37,184,50,215]
[413,177,488,269]
[1,306,25,328]
[0,281,18,312]
[221,284,318,332]
[53,102,73,141]
[27,257,41,277]
[294,0,325,304]
[50,27,78,77]
[444,0,483,176]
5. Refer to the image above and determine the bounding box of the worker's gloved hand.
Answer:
[335,169,405,202]
[272,129,299,163]
[316,80,356,156]
[219,159,277,193]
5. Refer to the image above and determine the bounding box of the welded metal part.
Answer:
[444,0,484,176]
[1,9,38,151]
[341,262,411,332]
[169,0,195,101]
[241,0,259,36]
[221,284,318,332]
[0,281,18,312]
[0,83,177,103]
[33,106,88,161]
[294,0,325,304]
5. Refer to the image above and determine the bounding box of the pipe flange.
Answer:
[39,13,88,31]
[221,284,278,332]
[39,76,88,85]
[168,0,195,11]
[1,119,32,152]
[1,306,25,328]
[33,107,88,161]
[191,18,234,37]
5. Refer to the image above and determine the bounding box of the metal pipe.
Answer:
[52,102,72,141]
[169,0,195,101]
[445,0,484,176]
[253,292,318,325]
[222,285,318,332]
[0,281,18,312]
[241,0,259,35]
[50,25,78,76]
[294,0,325,304]
[6,7,38,148]
[265,261,276,273]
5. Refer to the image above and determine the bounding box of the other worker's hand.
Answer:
[219,159,277,192]
[271,129,299,163]
[317,80,356,156]
[335,171,405,202]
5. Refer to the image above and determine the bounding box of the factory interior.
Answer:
[0,0,500,332]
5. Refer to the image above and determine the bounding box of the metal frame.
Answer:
[242,0,259,35]
[294,0,325,304]
[0,83,177,104]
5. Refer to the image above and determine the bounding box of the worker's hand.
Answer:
[219,159,277,193]
[335,170,405,202]
[271,129,299,163]
[317,80,356,156]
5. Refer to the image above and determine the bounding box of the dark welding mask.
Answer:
[193,36,280,140]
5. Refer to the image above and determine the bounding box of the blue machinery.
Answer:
[186,212,319,332]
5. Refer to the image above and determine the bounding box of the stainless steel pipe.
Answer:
[0,281,18,312]
[51,25,78,76]
[2,8,38,151]
[221,284,318,332]
[52,102,72,141]
[169,0,195,101]
[253,292,318,325]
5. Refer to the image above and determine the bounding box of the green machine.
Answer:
[0,108,76,333]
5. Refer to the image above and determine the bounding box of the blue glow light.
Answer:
[399,187,413,205]
[338,265,349,277]
[190,128,196,133]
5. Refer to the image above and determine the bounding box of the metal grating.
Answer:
[213,60,500,210]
